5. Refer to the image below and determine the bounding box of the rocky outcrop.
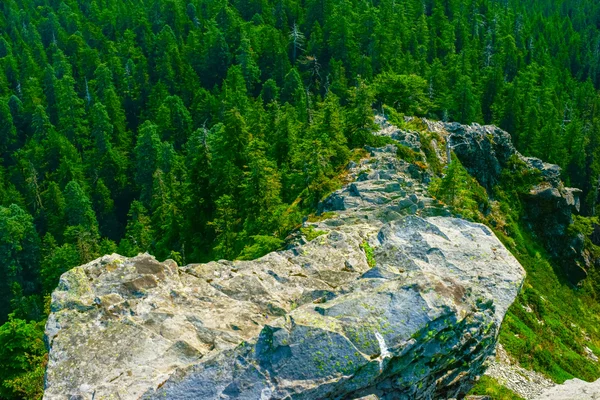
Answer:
[43,127,525,399]
[533,378,600,399]
[423,120,585,282]
[427,121,515,191]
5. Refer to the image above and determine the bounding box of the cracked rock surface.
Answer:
[533,378,600,399]
[43,122,525,400]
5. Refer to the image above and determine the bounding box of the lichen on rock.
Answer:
[43,120,527,400]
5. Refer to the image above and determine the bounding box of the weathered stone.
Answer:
[420,119,585,283]
[533,378,600,400]
[374,116,421,151]
[44,119,526,400]
[440,122,511,191]
[524,157,561,187]
[523,183,586,282]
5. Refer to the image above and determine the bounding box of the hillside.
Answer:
[40,117,600,398]
[2,0,600,398]
[42,121,527,398]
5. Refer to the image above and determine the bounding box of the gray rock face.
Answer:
[533,378,600,400]
[437,122,513,191]
[422,119,585,282]
[43,124,525,400]
[523,182,586,281]
[376,118,422,151]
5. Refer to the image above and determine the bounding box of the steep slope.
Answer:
[43,122,526,399]
[424,120,585,283]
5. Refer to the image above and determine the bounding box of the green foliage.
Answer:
[2,0,600,393]
[210,195,241,259]
[346,79,377,147]
[396,144,420,164]
[429,156,489,221]
[118,201,154,257]
[237,235,285,260]
[381,105,407,129]
[468,376,524,400]
[0,317,46,400]
[569,215,598,237]
[364,134,397,148]
[40,235,80,294]
[0,205,41,325]
[374,73,430,116]
[360,240,376,268]
[300,226,327,242]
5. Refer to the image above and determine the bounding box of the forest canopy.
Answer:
[2,0,600,397]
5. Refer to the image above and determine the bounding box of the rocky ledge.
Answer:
[44,120,527,399]
[533,378,600,400]
[422,119,584,282]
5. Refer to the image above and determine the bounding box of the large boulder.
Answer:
[44,135,525,399]
[423,119,585,283]
[44,216,523,400]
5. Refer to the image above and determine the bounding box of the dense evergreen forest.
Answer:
[3,0,600,397]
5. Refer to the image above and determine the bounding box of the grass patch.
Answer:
[396,144,420,164]
[468,376,524,399]
[495,227,600,383]
[360,240,376,268]
[300,226,327,241]
[307,212,337,223]
[487,157,600,383]
[365,133,397,148]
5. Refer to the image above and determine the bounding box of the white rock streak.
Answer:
[375,331,391,372]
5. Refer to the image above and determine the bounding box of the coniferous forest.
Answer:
[3,0,600,397]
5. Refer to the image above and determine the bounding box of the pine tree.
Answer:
[210,194,240,260]
[184,127,213,255]
[242,139,283,234]
[92,64,128,148]
[202,24,231,87]
[134,121,161,205]
[150,169,183,260]
[346,79,376,147]
[40,234,80,294]
[0,205,40,324]
[90,102,113,157]
[56,72,89,150]
[63,181,99,263]
[40,182,66,242]
[281,68,307,121]
[0,98,17,159]
[236,35,261,93]
[119,201,154,257]
[156,95,193,149]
